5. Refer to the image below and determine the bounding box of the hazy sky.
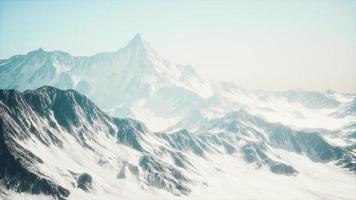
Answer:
[1,0,355,92]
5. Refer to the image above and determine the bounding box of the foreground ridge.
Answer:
[0,86,355,200]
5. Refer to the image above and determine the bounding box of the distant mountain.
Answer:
[1,34,354,132]
[0,87,355,200]
[0,34,213,131]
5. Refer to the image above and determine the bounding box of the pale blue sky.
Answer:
[1,0,356,92]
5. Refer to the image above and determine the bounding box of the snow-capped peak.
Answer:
[27,47,47,57]
[34,47,45,53]
[121,33,162,65]
[128,33,144,47]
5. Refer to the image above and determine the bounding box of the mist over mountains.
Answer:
[0,34,355,200]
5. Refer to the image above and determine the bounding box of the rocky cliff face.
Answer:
[0,87,355,200]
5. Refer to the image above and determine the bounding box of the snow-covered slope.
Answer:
[0,34,355,200]
[0,87,355,200]
[0,87,193,199]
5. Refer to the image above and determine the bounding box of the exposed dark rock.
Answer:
[0,119,70,200]
[77,173,93,192]
[139,155,191,195]
[241,143,298,175]
[157,129,207,157]
[114,118,147,151]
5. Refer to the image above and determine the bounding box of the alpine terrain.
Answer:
[0,34,355,200]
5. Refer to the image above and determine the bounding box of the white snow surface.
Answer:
[0,34,355,200]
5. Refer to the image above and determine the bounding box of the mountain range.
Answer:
[0,34,355,200]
